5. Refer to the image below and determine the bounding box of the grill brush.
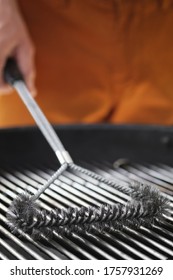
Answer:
[7,183,169,238]
[4,58,170,239]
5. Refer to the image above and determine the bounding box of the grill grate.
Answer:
[0,161,173,260]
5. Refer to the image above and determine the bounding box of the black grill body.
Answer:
[0,124,173,260]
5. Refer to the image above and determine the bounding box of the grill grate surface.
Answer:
[0,161,173,260]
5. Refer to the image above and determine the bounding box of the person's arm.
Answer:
[0,0,36,95]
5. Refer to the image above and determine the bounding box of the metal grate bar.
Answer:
[124,165,173,192]
[0,251,9,260]
[136,164,173,185]
[76,232,149,260]
[0,223,44,260]
[54,233,117,260]
[0,234,26,260]
[124,227,173,258]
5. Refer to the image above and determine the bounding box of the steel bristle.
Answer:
[6,181,170,239]
[7,193,37,234]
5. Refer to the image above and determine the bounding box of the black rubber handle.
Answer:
[3,58,24,85]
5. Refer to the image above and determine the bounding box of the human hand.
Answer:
[0,0,36,95]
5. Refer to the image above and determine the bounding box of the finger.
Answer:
[0,85,13,94]
[15,41,37,96]
[26,69,37,97]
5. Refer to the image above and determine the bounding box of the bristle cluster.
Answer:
[7,193,38,235]
[7,182,170,239]
[130,182,169,216]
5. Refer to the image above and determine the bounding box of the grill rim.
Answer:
[1,123,173,164]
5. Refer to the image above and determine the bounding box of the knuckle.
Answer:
[25,40,35,57]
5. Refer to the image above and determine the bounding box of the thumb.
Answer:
[15,41,37,97]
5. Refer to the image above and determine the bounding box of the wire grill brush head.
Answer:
[7,182,170,239]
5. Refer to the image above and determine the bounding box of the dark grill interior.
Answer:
[0,124,173,260]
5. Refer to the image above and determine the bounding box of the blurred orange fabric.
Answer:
[0,0,173,127]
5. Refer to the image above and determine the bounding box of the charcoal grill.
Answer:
[0,124,173,260]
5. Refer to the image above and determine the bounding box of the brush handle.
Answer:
[4,58,73,165]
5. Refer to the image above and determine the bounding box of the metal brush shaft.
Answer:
[14,81,72,164]
[4,58,72,165]
[30,218,156,238]
[18,201,160,229]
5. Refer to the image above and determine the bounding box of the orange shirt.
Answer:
[0,0,173,127]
